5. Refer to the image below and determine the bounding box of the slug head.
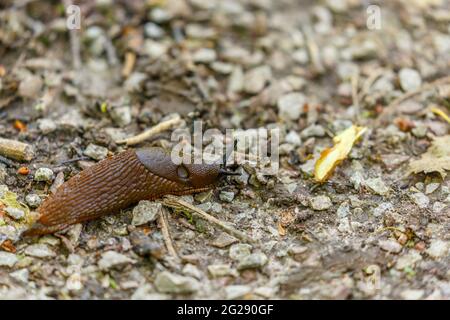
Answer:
[136,147,223,190]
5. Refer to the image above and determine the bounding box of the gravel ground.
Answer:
[0,0,449,300]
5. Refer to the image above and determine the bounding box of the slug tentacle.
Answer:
[23,147,223,236]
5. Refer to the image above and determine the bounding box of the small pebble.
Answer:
[365,178,389,195]
[0,252,18,267]
[144,22,165,38]
[24,244,56,258]
[5,207,25,220]
[379,239,403,253]
[225,285,251,299]
[285,130,301,146]
[310,195,332,211]
[244,65,271,94]
[425,183,440,194]
[98,251,136,270]
[192,48,217,63]
[410,192,429,208]
[37,119,57,134]
[109,106,132,127]
[219,191,235,202]
[9,268,29,283]
[83,143,108,161]
[229,243,252,261]
[237,252,268,270]
[400,289,424,300]
[426,240,448,259]
[277,92,305,120]
[399,68,422,92]
[34,168,54,182]
[208,264,237,278]
[18,74,43,99]
[154,271,199,294]
[301,125,326,138]
[25,194,41,208]
[131,201,162,226]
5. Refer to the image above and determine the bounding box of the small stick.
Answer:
[163,195,256,244]
[117,115,183,146]
[159,207,180,261]
[301,24,325,75]
[0,138,34,161]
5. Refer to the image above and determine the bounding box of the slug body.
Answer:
[24,147,221,236]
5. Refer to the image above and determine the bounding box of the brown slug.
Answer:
[24,147,231,236]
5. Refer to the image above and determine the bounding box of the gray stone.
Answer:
[227,66,244,94]
[237,252,268,270]
[98,251,136,270]
[25,194,42,208]
[24,244,56,258]
[432,202,446,213]
[186,24,216,39]
[425,183,440,195]
[207,264,237,278]
[395,251,422,270]
[231,167,249,186]
[372,202,394,217]
[379,239,403,253]
[182,264,202,279]
[192,48,217,63]
[9,268,29,283]
[229,243,252,261]
[426,240,448,259]
[0,252,18,267]
[34,167,54,182]
[18,74,43,99]
[365,178,389,195]
[244,65,271,94]
[5,207,25,220]
[285,130,301,146]
[219,191,235,203]
[225,285,251,299]
[37,118,57,134]
[310,195,332,211]
[400,289,424,300]
[143,40,168,60]
[0,225,18,241]
[144,22,165,38]
[278,92,305,120]
[154,271,199,294]
[410,192,429,208]
[399,68,422,92]
[132,201,162,226]
[110,106,132,127]
[83,143,108,161]
[301,125,326,138]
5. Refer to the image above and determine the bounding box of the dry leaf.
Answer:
[314,125,367,182]
[408,135,450,178]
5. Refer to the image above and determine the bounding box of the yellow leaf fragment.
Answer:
[408,135,450,178]
[431,107,450,124]
[314,125,367,182]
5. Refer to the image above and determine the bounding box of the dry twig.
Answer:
[0,138,34,161]
[159,207,181,262]
[117,115,183,146]
[163,195,256,244]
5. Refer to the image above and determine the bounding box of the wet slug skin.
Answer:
[23,147,225,236]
